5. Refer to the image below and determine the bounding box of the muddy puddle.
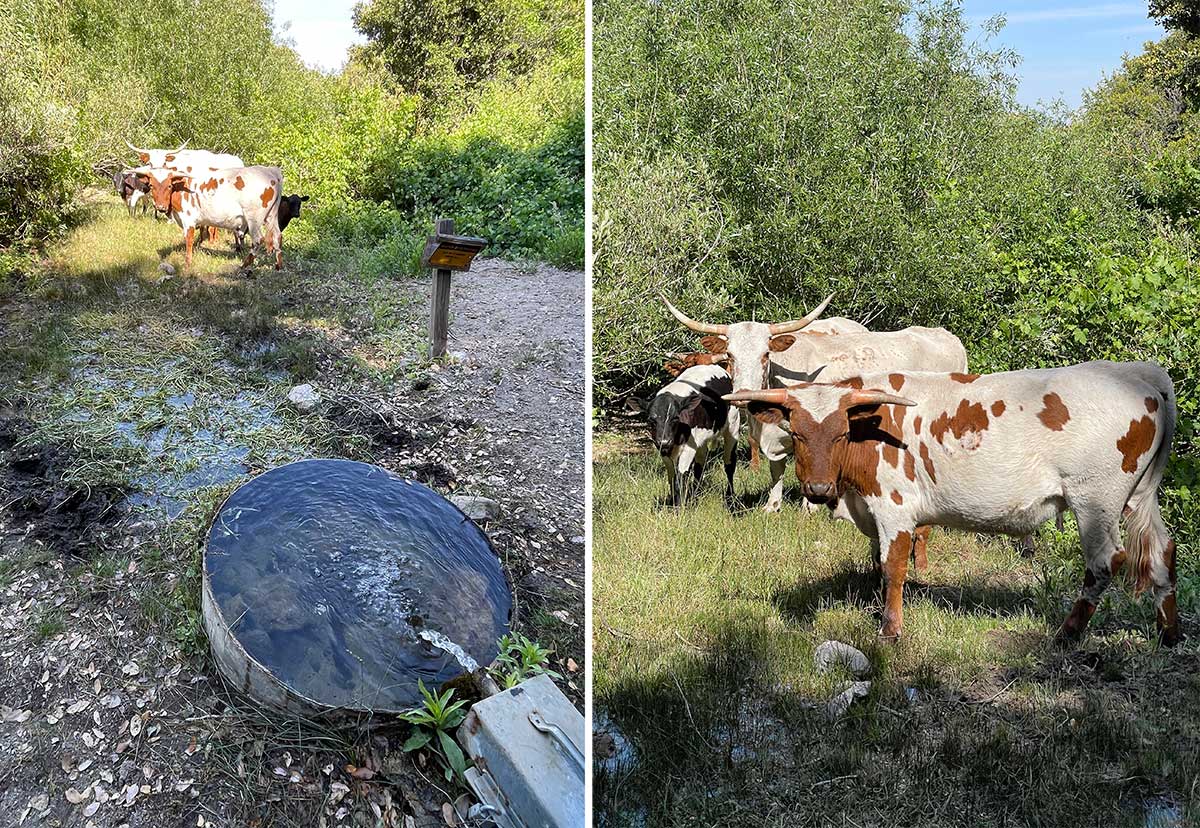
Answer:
[63,355,298,518]
[206,459,512,710]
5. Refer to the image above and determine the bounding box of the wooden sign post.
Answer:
[421,218,487,359]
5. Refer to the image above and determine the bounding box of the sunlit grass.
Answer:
[594,429,1199,828]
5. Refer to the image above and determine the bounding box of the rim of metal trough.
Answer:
[200,457,514,720]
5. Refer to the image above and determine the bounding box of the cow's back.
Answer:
[771,325,967,385]
[182,165,281,231]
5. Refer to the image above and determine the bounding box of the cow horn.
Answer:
[125,140,147,155]
[172,140,188,153]
[723,388,791,405]
[661,296,728,335]
[845,389,917,408]
[767,293,834,335]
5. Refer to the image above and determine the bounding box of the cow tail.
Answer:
[1124,382,1176,594]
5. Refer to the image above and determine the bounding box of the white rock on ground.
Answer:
[287,384,321,412]
[158,262,175,275]
[813,640,870,677]
[449,495,501,522]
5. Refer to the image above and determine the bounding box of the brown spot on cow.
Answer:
[880,531,913,638]
[919,442,936,483]
[950,372,980,383]
[1145,396,1159,413]
[991,400,1006,417]
[260,186,276,208]
[138,152,150,164]
[1117,415,1156,473]
[882,443,899,468]
[837,376,864,390]
[891,490,903,505]
[1037,393,1070,431]
[913,415,922,434]
[165,154,176,162]
[929,399,989,446]
[186,165,192,172]
[903,450,916,481]
[200,177,219,193]
[234,175,245,190]
[889,373,905,391]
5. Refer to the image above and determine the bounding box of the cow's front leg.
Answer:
[878,524,917,640]
[764,456,786,512]
[722,432,737,507]
[184,227,195,266]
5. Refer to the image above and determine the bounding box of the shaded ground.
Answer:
[593,427,1199,828]
[0,193,584,828]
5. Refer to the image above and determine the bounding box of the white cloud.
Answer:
[273,2,366,74]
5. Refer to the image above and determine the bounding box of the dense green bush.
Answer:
[0,0,583,271]
[593,0,1198,553]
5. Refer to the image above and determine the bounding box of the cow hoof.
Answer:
[1158,624,1183,648]
[877,628,902,643]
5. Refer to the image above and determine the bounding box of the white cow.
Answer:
[125,141,244,173]
[137,166,284,269]
[662,296,967,512]
[645,364,740,507]
[727,361,1179,646]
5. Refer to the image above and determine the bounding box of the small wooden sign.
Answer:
[421,232,487,272]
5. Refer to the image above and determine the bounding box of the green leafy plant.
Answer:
[399,679,471,784]
[492,632,563,689]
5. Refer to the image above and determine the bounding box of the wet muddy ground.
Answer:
[0,198,584,827]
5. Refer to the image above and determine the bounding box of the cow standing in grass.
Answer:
[646,364,739,507]
[662,295,968,515]
[726,361,1180,646]
[137,166,284,269]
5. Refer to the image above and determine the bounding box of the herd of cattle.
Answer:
[112,141,309,270]
[646,296,1180,647]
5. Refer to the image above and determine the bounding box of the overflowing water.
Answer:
[206,459,512,711]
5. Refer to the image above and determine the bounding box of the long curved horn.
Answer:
[661,296,728,335]
[126,140,148,155]
[845,389,917,408]
[768,293,834,335]
[723,389,791,404]
[171,140,188,153]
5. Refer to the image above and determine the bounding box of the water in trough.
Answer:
[205,458,511,711]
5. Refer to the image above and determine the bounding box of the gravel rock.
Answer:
[450,495,501,522]
[158,262,176,276]
[287,384,321,412]
[813,640,870,677]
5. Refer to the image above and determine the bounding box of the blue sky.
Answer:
[270,1,1164,109]
[964,1,1164,108]
[271,0,364,74]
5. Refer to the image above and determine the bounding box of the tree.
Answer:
[1150,0,1200,36]
[349,0,578,104]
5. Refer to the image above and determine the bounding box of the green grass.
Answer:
[594,430,1200,828]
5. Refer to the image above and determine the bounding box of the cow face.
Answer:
[662,294,831,393]
[646,393,709,456]
[702,323,797,393]
[730,384,914,502]
[278,194,309,231]
[138,170,192,213]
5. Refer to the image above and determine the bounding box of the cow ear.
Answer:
[769,334,796,352]
[748,401,785,425]
[700,335,727,353]
[300,195,310,202]
[663,359,685,378]
[677,396,706,427]
[847,403,882,421]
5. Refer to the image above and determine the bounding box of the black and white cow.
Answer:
[646,364,739,507]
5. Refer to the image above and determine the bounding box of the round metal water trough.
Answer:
[202,459,512,715]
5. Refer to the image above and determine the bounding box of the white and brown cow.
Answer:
[726,360,1179,646]
[137,166,284,269]
[662,296,967,513]
[125,141,244,172]
[646,364,740,507]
